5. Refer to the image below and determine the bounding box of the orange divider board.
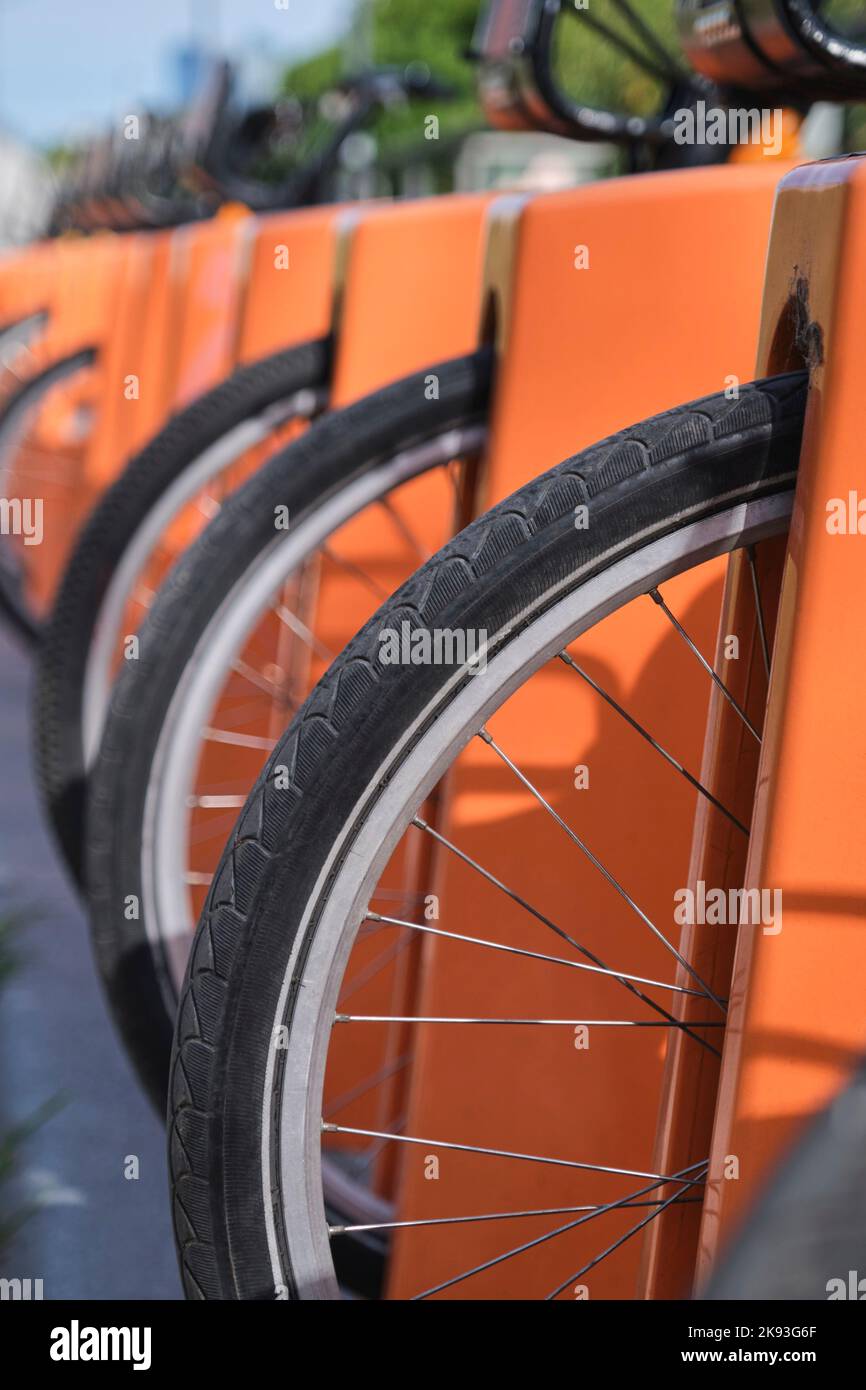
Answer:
[698,156,866,1282]
[11,230,185,613]
[0,239,57,328]
[129,205,347,573]
[187,188,492,889]
[14,212,255,614]
[384,163,791,1299]
[236,205,343,362]
[5,233,149,614]
[330,193,493,403]
[168,209,254,410]
[29,234,129,364]
[0,235,127,412]
[183,195,494,1187]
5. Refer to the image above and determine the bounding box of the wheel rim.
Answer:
[81,388,326,765]
[139,424,487,1235]
[141,424,487,1005]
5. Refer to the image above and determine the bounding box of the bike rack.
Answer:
[693,153,866,1284]
[643,154,866,1292]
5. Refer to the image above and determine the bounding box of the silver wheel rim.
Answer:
[264,491,793,1299]
[141,425,488,1008]
[81,389,325,765]
[140,423,486,1234]
[0,351,92,494]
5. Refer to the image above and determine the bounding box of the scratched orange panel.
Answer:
[700,157,866,1281]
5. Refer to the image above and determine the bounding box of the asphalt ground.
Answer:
[0,622,180,1299]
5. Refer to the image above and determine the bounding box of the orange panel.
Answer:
[169,211,254,409]
[0,239,56,327]
[236,206,342,361]
[14,213,253,612]
[7,233,174,612]
[331,194,492,404]
[84,230,179,490]
[699,156,866,1281]
[169,199,493,1208]
[386,163,790,1299]
[34,234,128,361]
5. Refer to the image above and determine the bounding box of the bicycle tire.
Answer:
[165,370,809,1300]
[85,349,492,1116]
[34,338,333,884]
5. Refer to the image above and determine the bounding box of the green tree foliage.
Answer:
[366,0,482,146]
[553,1,680,119]
[280,45,345,104]
[282,0,483,160]
[281,0,686,168]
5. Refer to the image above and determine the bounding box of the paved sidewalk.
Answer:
[0,624,180,1299]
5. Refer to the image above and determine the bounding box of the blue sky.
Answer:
[0,0,357,147]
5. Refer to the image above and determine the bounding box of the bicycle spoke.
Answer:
[411,1160,706,1300]
[609,0,689,80]
[330,1195,701,1237]
[355,1118,406,1177]
[557,652,748,836]
[202,726,278,752]
[321,1123,707,1187]
[186,794,247,809]
[183,870,213,886]
[378,495,431,564]
[747,544,772,680]
[276,602,335,662]
[477,728,728,1014]
[545,1163,709,1300]
[649,587,762,743]
[366,911,707,998]
[0,457,80,483]
[335,1014,722,1028]
[197,493,221,521]
[571,4,681,86]
[322,1053,411,1121]
[230,656,298,704]
[412,815,722,1054]
[320,543,390,601]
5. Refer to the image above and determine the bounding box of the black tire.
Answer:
[85,349,493,1117]
[165,371,809,1300]
[0,347,97,646]
[34,338,333,884]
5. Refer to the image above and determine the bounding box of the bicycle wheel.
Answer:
[85,350,492,1114]
[34,340,332,883]
[0,347,96,644]
[166,371,808,1300]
